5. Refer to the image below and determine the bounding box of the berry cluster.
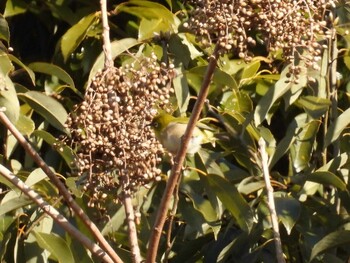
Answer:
[65,54,174,207]
[184,0,336,74]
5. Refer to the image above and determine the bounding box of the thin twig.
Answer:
[0,111,123,263]
[0,164,114,263]
[123,191,142,263]
[258,138,286,263]
[146,44,220,263]
[100,0,114,70]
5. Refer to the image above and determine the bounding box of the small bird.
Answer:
[150,112,214,155]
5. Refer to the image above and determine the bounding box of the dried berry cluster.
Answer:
[184,0,336,74]
[65,54,174,206]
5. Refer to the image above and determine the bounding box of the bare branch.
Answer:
[258,138,286,263]
[123,191,142,263]
[0,111,123,263]
[100,0,113,69]
[0,164,114,263]
[146,44,220,263]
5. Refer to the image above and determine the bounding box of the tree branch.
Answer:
[0,111,123,263]
[123,191,142,263]
[100,0,113,70]
[146,44,220,263]
[0,164,114,263]
[258,138,286,263]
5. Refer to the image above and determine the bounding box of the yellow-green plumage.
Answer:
[150,112,213,155]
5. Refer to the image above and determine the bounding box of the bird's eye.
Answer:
[152,122,159,128]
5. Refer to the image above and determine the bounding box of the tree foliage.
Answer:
[0,0,350,262]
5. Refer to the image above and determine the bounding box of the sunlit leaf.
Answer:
[33,232,74,263]
[173,68,190,114]
[28,62,78,95]
[4,0,27,17]
[324,107,350,149]
[15,114,35,136]
[88,38,138,85]
[0,196,32,217]
[306,171,347,191]
[290,115,320,172]
[0,15,9,44]
[297,96,331,119]
[8,54,35,85]
[32,130,76,169]
[61,13,98,62]
[18,91,68,133]
[254,65,307,126]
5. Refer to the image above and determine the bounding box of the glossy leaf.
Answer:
[4,0,27,17]
[32,130,76,170]
[0,75,20,124]
[15,114,35,136]
[297,96,331,119]
[61,13,98,62]
[33,232,74,263]
[324,107,350,149]
[88,38,138,85]
[306,171,347,191]
[173,68,190,114]
[290,115,320,172]
[275,196,301,235]
[0,196,32,217]
[18,91,68,133]
[28,62,77,94]
[0,15,9,43]
[254,65,307,126]
[8,54,35,85]
[310,230,350,261]
[206,173,254,232]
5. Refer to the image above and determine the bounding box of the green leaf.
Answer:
[101,206,126,235]
[173,68,190,114]
[206,173,254,232]
[275,196,301,235]
[241,60,260,80]
[88,38,138,85]
[324,107,350,149]
[306,171,347,191]
[0,196,32,217]
[297,96,331,119]
[310,230,350,261]
[254,65,307,126]
[24,168,48,187]
[317,152,349,173]
[0,15,10,43]
[8,54,35,85]
[33,232,74,263]
[220,90,253,114]
[4,0,27,17]
[18,91,68,133]
[28,62,77,94]
[32,130,76,170]
[0,74,20,124]
[15,113,35,136]
[61,13,98,62]
[290,116,320,172]
[117,0,180,39]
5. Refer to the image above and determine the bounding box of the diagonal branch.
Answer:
[146,44,220,263]
[0,111,123,263]
[258,138,286,263]
[0,164,114,263]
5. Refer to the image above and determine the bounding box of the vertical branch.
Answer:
[146,44,220,263]
[100,0,114,69]
[258,138,286,263]
[0,111,123,263]
[329,23,339,157]
[123,191,142,263]
[0,164,114,263]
